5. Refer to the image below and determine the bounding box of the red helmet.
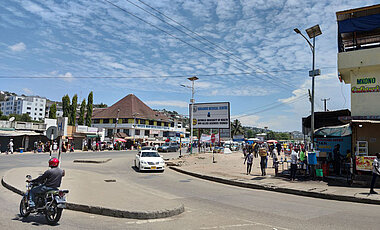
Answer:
[49,158,59,167]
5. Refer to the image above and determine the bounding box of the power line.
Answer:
[102,0,294,92]
[0,67,336,79]
[134,0,299,90]
[234,93,308,118]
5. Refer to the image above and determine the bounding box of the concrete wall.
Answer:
[338,47,380,116]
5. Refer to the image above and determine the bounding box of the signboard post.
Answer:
[57,117,68,166]
[190,102,230,163]
[190,102,230,129]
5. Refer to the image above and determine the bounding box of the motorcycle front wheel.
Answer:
[19,196,30,218]
[45,201,62,225]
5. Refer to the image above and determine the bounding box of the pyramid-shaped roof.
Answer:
[92,94,169,121]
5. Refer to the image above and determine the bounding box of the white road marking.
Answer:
[125,218,174,225]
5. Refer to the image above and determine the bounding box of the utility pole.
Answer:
[113,108,120,145]
[321,98,330,112]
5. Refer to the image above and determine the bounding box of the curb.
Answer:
[169,166,380,206]
[73,159,112,164]
[1,176,184,219]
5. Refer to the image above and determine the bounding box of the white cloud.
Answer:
[58,72,74,82]
[232,114,260,127]
[22,88,33,95]
[146,100,188,108]
[106,62,127,70]
[9,42,26,52]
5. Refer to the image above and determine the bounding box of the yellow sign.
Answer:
[193,119,197,125]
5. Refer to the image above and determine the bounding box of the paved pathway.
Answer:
[170,150,380,204]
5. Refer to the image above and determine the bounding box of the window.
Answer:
[149,120,154,125]
[103,119,109,124]
[140,119,145,124]
[27,107,31,110]
[113,118,117,123]
[93,119,100,124]
[122,118,128,123]
[157,121,162,126]
[123,129,129,135]
[35,108,37,110]
[135,129,140,135]
[27,112,31,115]
[40,108,43,111]
[39,113,42,116]
[144,130,149,136]
[164,122,168,127]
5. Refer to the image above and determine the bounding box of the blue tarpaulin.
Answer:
[338,14,380,33]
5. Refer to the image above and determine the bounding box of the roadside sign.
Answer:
[57,117,68,137]
[46,126,58,140]
[190,102,230,129]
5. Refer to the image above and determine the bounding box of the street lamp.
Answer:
[181,76,198,154]
[294,25,322,150]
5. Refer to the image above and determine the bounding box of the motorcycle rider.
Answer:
[27,158,65,208]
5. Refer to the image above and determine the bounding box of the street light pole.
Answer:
[294,25,322,150]
[182,76,198,154]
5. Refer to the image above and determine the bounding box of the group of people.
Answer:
[243,142,283,176]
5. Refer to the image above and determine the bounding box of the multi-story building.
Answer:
[91,94,185,140]
[0,95,46,121]
[337,4,380,171]
[45,100,63,118]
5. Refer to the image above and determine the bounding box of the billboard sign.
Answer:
[190,102,230,129]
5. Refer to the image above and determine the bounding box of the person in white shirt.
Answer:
[290,149,298,181]
[8,139,14,154]
[370,153,380,194]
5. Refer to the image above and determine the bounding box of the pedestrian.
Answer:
[259,146,267,176]
[244,151,254,175]
[370,153,380,194]
[276,142,282,156]
[53,141,58,153]
[273,151,279,176]
[290,149,298,181]
[8,139,14,154]
[333,144,341,175]
[300,148,307,176]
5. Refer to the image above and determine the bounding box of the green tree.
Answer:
[62,95,71,117]
[246,129,254,138]
[78,99,86,125]
[49,103,57,119]
[231,119,244,137]
[85,91,93,127]
[69,94,78,125]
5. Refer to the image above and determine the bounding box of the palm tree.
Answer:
[231,119,244,137]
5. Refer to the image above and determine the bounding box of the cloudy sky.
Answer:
[0,0,377,131]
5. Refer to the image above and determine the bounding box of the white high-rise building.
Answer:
[0,95,46,121]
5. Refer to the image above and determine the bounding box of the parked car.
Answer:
[134,150,165,172]
[157,143,179,152]
[141,146,155,151]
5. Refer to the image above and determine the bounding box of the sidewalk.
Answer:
[0,149,126,156]
[169,151,380,205]
[2,166,184,219]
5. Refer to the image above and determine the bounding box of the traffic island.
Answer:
[2,167,185,219]
[73,158,112,164]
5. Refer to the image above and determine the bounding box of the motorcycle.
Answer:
[19,175,69,225]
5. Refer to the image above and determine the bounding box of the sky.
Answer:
[0,0,377,131]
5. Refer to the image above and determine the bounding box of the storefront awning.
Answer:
[314,124,352,137]
[0,130,42,137]
[87,134,99,138]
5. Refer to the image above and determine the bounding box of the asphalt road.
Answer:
[1,150,380,230]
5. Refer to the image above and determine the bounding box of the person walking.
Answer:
[290,149,298,181]
[244,151,254,175]
[259,146,267,176]
[8,139,14,154]
[276,142,282,156]
[370,153,380,194]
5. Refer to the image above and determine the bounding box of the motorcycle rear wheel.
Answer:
[45,201,62,225]
[19,196,30,218]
